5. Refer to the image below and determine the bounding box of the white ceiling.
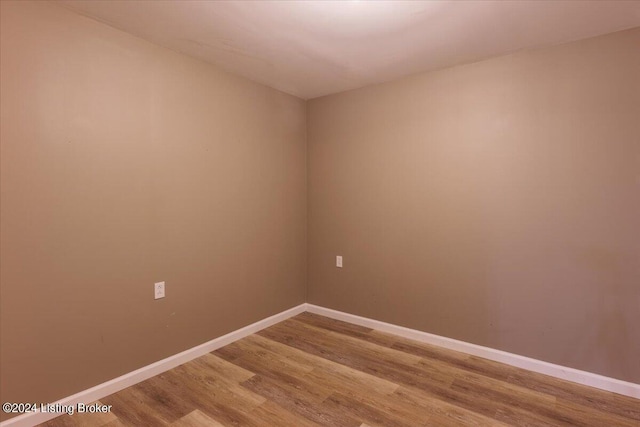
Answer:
[58,1,640,100]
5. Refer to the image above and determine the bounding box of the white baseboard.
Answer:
[4,302,638,426]
[305,304,640,399]
[0,303,307,427]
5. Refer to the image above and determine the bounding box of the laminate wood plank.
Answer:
[215,336,315,378]
[414,356,566,423]
[289,318,424,367]
[406,375,562,427]
[308,359,510,427]
[298,313,469,365]
[411,350,600,425]
[240,374,360,427]
[429,357,637,427]
[304,366,504,427]
[246,334,399,395]
[195,352,257,384]
[100,388,172,426]
[489,405,563,427]
[316,374,460,427]
[471,355,640,422]
[134,377,197,420]
[151,370,264,427]
[169,410,225,427]
[293,312,383,342]
[258,320,455,389]
[40,414,83,427]
[510,370,640,422]
[392,386,511,427]
[241,334,334,375]
[245,400,323,427]
[214,342,333,405]
[34,312,640,427]
[300,367,395,408]
[179,362,266,408]
[448,366,557,407]
[322,392,428,427]
[453,377,581,426]
[552,398,640,427]
[374,324,640,422]
[258,320,569,426]
[452,374,639,427]
[303,314,569,425]
[259,320,491,397]
[296,312,374,334]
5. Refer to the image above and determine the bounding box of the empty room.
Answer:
[1,1,639,426]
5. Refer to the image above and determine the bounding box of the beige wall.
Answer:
[0,1,306,417]
[2,1,639,417]
[308,28,640,383]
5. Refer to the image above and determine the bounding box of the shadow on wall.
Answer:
[575,247,639,381]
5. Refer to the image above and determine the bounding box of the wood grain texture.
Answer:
[170,410,225,427]
[39,312,640,426]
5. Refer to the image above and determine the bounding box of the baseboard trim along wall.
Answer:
[3,302,638,427]
[305,304,640,399]
[0,304,307,427]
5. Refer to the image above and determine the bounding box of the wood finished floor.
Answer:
[40,312,640,427]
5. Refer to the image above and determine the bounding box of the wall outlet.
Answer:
[336,255,343,268]
[154,281,165,299]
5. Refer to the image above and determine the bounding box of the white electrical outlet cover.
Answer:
[154,281,165,299]
[336,256,343,268]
